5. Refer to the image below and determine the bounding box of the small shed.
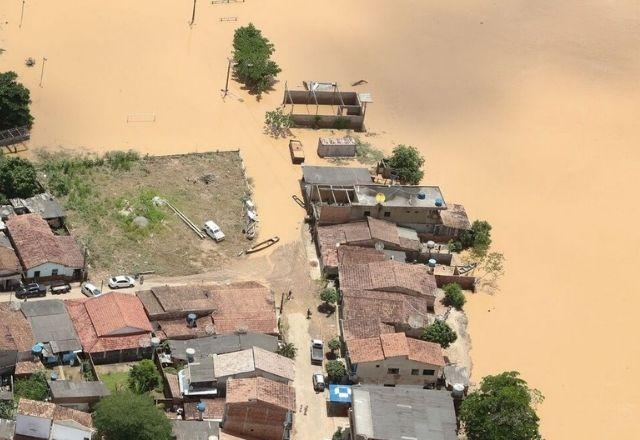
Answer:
[48,380,110,410]
[289,140,305,164]
[317,136,357,158]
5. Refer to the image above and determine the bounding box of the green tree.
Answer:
[320,287,339,307]
[332,427,344,440]
[0,71,33,130]
[460,371,543,440]
[327,337,341,353]
[0,400,16,420]
[0,157,39,199]
[264,107,293,137]
[421,320,457,348]
[276,342,297,359]
[449,220,493,258]
[386,145,425,184]
[127,360,161,394]
[232,23,281,95]
[442,283,466,310]
[93,391,172,440]
[14,370,49,401]
[326,359,346,383]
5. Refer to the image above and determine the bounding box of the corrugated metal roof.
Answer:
[301,166,372,185]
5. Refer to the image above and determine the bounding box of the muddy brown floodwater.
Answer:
[1,1,639,438]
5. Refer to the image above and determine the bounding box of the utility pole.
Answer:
[39,56,47,87]
[19,0,25,29]
[222,58,234,98]
[189,0,197,26]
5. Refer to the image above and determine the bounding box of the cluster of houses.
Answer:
[0,278,294,440]
[301,165,474,440]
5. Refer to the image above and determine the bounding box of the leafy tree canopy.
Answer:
[421,320,457,348]
[386,145,425,184]
[443,283,466,310]
[449,220,493,257]
[14,370,49,401]
[328,337,341,351]
[0,71,33,130]
[326,359,346,383]
[233,23,281,94]
[0,156,39,200]
[128,359,161,394]
[460,371,543,440]
[276,342,297,359]
[93,391,172,440]
[320,287,339,305]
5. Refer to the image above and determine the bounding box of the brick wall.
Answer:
[223,401,287,440]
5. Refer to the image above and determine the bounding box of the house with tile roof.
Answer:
[136,281,278,337]
[0,303,35,374]
[66,292,154,364]
[6,214,85,282]
[345,333,445,387]
[15,398,94,439]
[222,377,295,440]
[0,232,21,291]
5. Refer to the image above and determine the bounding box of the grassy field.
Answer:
[37,150,250,279]
[100,370,130,393]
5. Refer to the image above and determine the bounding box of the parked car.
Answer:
[15,283,46,299]
[204,220,225,242]
[50,282,71,295]
[108,275,136,289]
[312,372,326,392]
[81,282,102,297]
[310,339,324,365]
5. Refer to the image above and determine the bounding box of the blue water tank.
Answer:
[31,343,43,354]
[196,402,206,413]
[50,373,58,381]
[187,313,197,327]
[417,192,426,200]
[435,198,443,207]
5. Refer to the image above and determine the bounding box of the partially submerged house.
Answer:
[6,214,84,282]
[349,385,457,440]
[15,399,94,440]
[168,332,279,362]
[315,217,421,275]
[21,300,82,365]
[345,333,445,387]
[137,282,278,338]
[221,377,295,440]
[10,193,65,228]
[66,292,154,364]
[48,380,110,411]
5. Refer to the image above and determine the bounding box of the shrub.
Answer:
[0,71,33,130]
[14,370,49,401]
[386,145,425,184]
[128,360,161,394]
[443,283,466,310]
[264,107,293,137]
[326,360,346,383]
[449,220,493,258]
[320,287,339,306]
[421,320,457,348]
[0,157,39,199]
[460,371,543,440]
[104,150,140,171]
[93,391,172,440]
[332,427,344,440]
[276,342,297,359]
[232,23,281,94]
[328,337,341,352]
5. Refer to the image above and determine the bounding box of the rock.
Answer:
[133,216,150,228]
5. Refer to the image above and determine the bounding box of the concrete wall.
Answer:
[291,114,365,131]
[317,205,443,227]
[223,401,287,440]
[15,414,51,439]
[435,274,476,292]
[350,357,443,386]
[90,347,153,365]
[50,422,92,440]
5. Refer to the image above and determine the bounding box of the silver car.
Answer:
[312,372,326,392]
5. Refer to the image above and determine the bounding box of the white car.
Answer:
[204,221,225,242]
[312,372,326,392]
[108,275,136,289]
[81,282,102,297]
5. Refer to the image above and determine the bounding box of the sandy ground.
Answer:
[1,1,640,438]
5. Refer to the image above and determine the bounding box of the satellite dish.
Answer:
[374,241,385,251]
[375,192,386,204]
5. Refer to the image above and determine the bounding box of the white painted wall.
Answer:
[352,357,443,386]
[15,414,51,438]
[51,422,93,440]
[26,262,76,278]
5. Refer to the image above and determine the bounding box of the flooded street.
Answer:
[1,1,639,438]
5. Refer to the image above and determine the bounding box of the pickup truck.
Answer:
[310,339,324,365]
[15,283,47,299]
[50,282,71,295]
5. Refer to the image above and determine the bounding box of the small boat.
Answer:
[239,236,280,256]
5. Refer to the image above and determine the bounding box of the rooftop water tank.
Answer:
[417,192,426,200]
[426,240,435,249]
[428,259,437,268]
[186,348,196,363]
[196,402,206,413]
[50,372,58,381]
[150,337,161,348]
[186,313,197,328]
[31,343,43,355]
[435,198,443,207]
[451,383,465,399]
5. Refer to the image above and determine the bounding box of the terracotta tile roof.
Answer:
[6,214,84,269]
[406,338,445,367]
[157,316,214,339]
[251,347,295,381]
[366,217,401,245]
[183,399,225,420]
[342,289,430,326]
[17,399,92,429]
[439,203,471,230]
[14,360,42,376]
[380,333,410,358]
[337,246,388,267]
[226,377,296,412]
[165,373,181,399]
[339,260,437,299]
[213,347,295,382]
[0,242,20,276]
[66,296,153,353]
[85,292,153,337]
[342,318,395,341]
[347,333,444,367]
[347,337,385,363]
[137,285,218,317]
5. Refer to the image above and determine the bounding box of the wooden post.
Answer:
[189,0,197,26]
[19,0,25,28]
[39,57,47,87]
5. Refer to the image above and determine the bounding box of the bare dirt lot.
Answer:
[43,151,251,279]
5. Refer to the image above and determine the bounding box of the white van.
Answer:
[204,221,225,242]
